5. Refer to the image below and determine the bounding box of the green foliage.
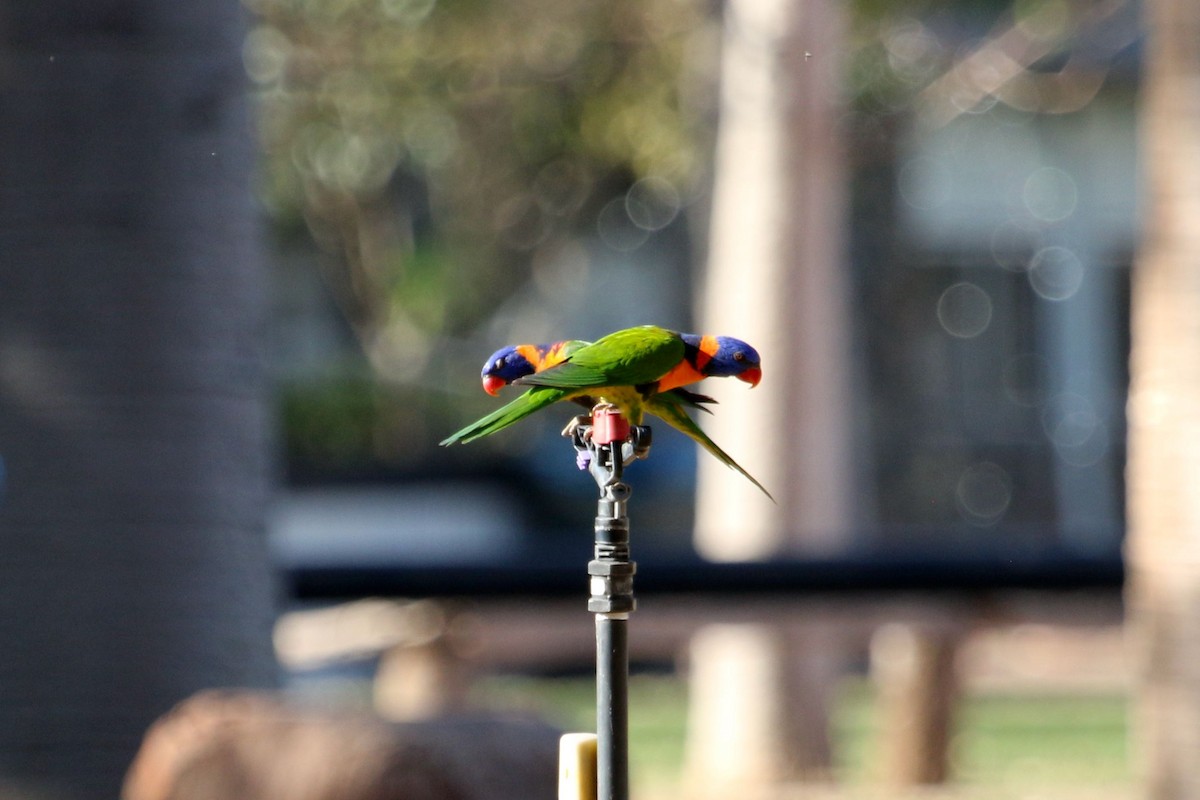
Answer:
[247,0,715,345]
[280,375,465,473]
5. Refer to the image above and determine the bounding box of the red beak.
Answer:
[482,374,507,396]
[738,366,762,388]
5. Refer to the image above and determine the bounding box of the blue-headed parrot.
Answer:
[441,325,772,499]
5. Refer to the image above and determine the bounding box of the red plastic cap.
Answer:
[591,407,630,445]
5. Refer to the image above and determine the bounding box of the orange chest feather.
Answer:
[654,336,716,391]
[655,360,706,392]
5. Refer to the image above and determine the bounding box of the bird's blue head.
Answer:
[480,344,540,395]
[682,334,763,386]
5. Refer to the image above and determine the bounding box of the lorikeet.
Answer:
[442,325,772,498]
[475,338,773,498]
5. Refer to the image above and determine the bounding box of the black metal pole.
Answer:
[595,613,629,800]
[590,469,635,800]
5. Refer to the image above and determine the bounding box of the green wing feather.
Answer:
[440,386,571,445]
[646,393,775,501]
[516,326,684,390]
[556,337,715,413]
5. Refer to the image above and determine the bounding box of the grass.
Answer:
[836,680,1130,788]
[951,692,1131,786]
[471,673,1132,797]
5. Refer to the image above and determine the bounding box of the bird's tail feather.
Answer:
[440,387,567,446]
[649,395,775,502]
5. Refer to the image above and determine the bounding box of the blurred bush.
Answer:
[247,0,716,353]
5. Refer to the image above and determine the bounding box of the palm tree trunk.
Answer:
[0,3,278,796]
[1125,0,1200,796]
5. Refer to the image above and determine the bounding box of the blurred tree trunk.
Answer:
[685,0,854,790]
[0,3,278,797]
[694,0,858,561]
[1126,0,1200,797]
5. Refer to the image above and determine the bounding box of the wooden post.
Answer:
[1126,0,1200,795]
[870,624,962,786]
[682,624,838,793]
[374,638,470,720]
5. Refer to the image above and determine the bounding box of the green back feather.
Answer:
[517,325,684,390]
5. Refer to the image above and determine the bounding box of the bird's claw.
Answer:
[561,416,584,439]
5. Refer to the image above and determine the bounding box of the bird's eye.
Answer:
[494,358,504,371]
[733,351,746,362]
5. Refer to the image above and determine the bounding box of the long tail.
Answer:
[441,387,568,445]
[647,394,775,502]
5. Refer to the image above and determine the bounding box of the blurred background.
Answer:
[3,0,1196,797]
[260,0,1141,796]
[261,0,1136,556]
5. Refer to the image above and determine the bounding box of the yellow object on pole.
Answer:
[558,733,598,800]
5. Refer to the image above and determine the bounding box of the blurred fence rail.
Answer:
[284,549,1124,602]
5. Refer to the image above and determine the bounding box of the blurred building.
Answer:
[849,5,1138,556]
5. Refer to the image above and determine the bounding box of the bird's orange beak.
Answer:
[738,366,762,388]
[482,374,507,396]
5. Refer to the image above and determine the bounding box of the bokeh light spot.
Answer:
[403,106,458,169]
[1042,393,1109,467]
[956,462,1013,526]
[884,19,942,86]
[1027,246,1084,301]
[1023,166,1078,222]
[1054,416,1109,466]
[243,26,290,85]
[625,177,681,232]
[937,282,993,338]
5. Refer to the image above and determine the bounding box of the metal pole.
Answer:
[566,408,648,800]
[595,613,629,800]
[590,471,634,800]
